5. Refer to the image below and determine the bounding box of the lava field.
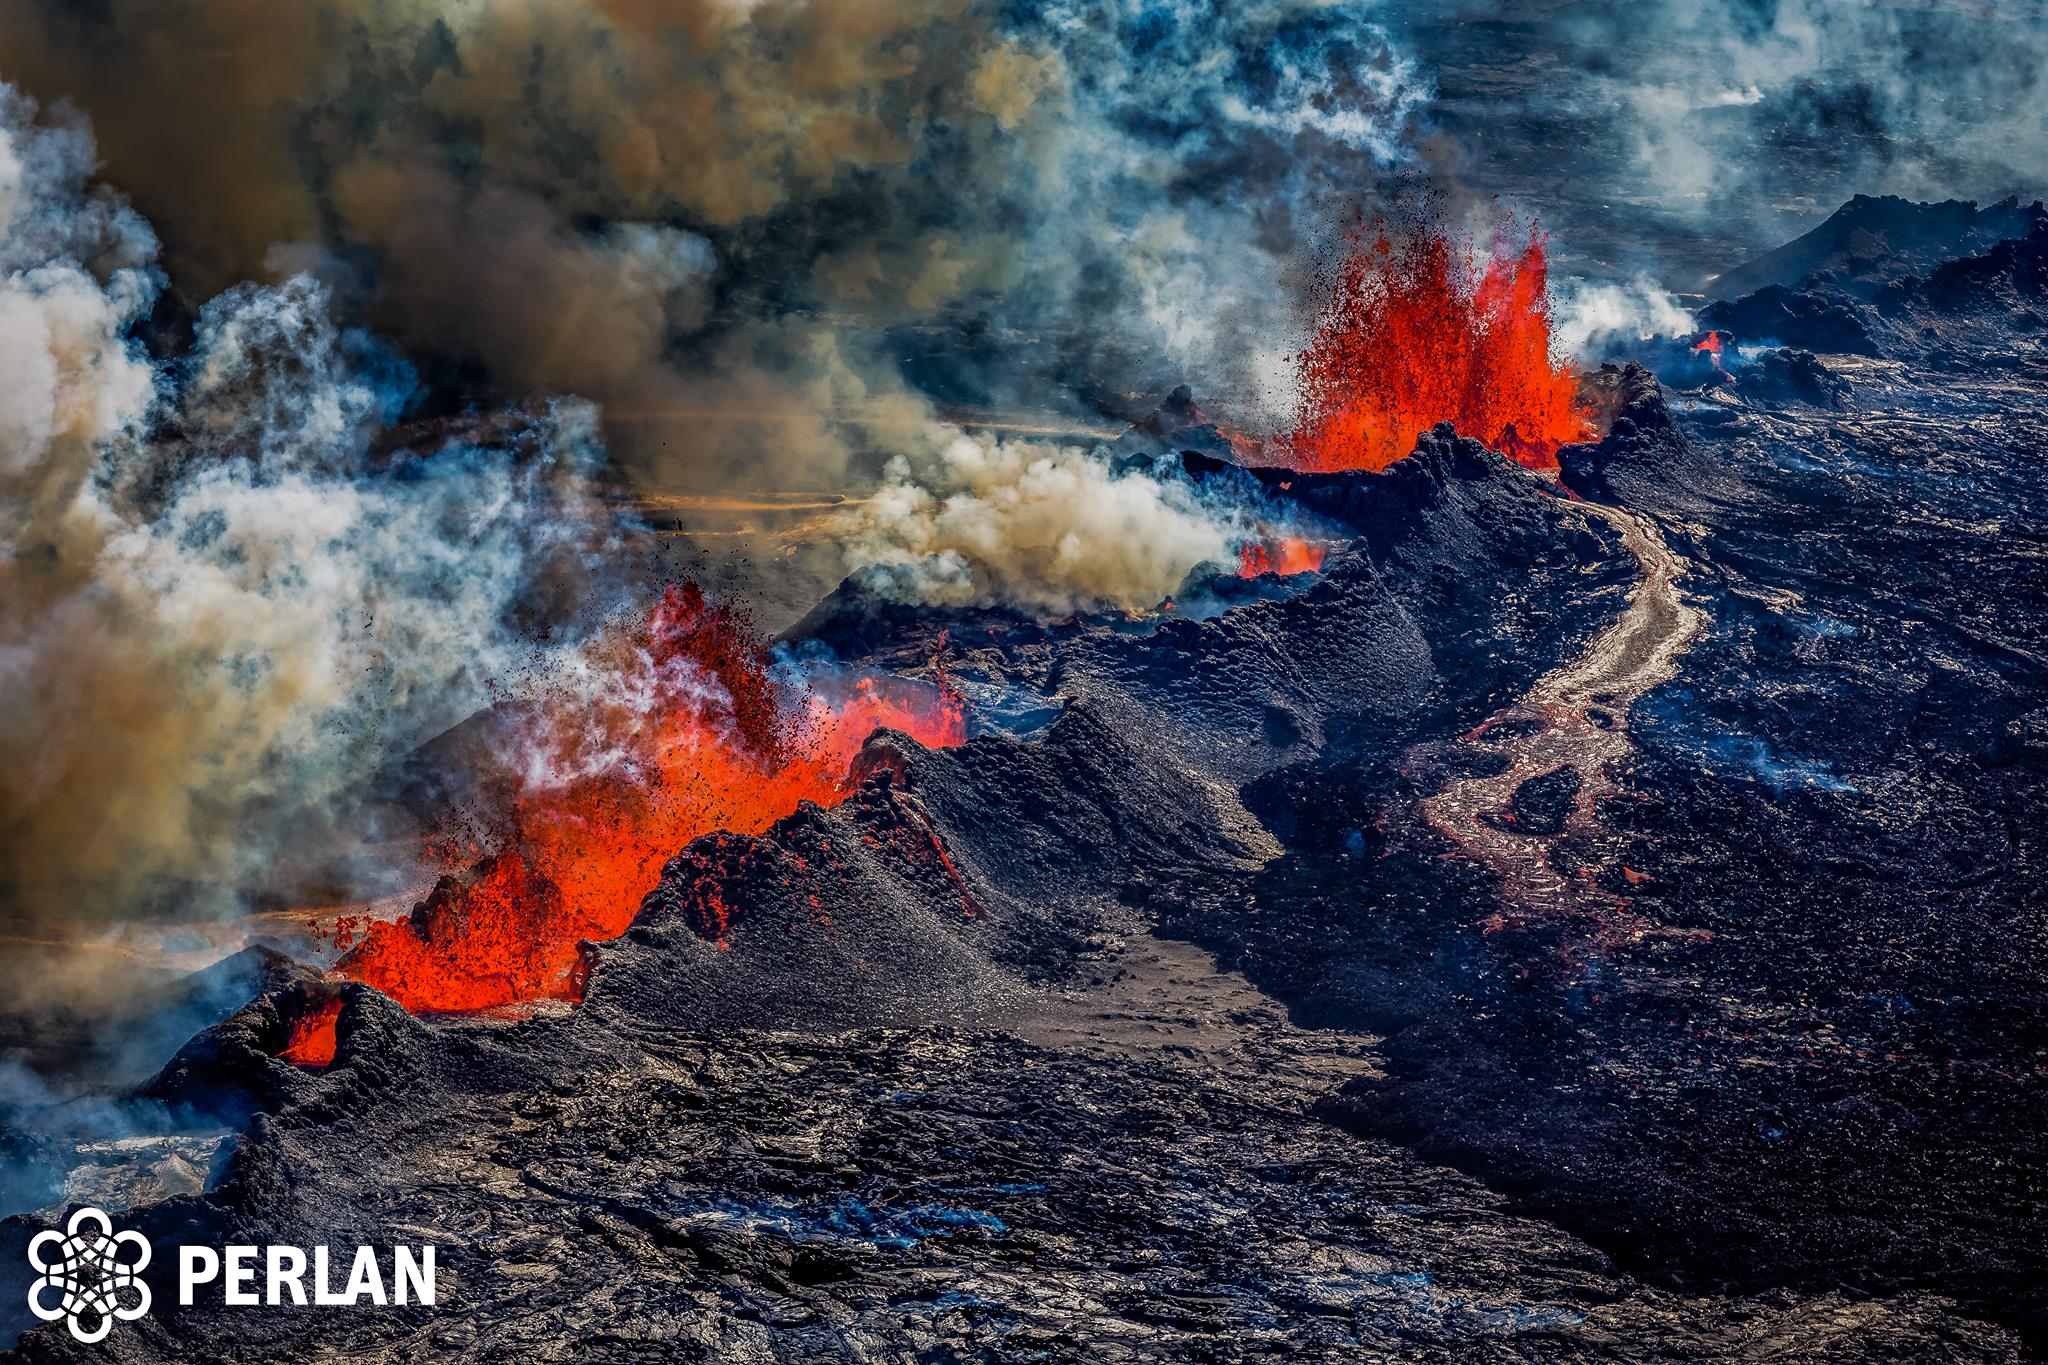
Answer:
[1,193,2044,1363]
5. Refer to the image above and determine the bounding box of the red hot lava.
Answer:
[1288,210,1593,472]
[1694,330,1727,369]
[279,998,342,1067]
[335,583,965,1013]
[1237,539,1326,578]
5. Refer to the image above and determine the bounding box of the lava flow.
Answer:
[335,583,966,1013]
[1694,330,1727,370]
[1288,210,1592,472]
[1237,539,1326,577]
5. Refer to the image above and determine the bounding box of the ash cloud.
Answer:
[0,0,1428,488]
[0,90,613,962]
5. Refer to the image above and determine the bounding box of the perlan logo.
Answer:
[24,1208,438,1345]
[178,1243,437,1308]
[27,1207,152,1344]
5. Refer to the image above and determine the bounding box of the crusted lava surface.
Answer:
[5,206,2047,1362]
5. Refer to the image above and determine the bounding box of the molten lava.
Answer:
[279,999,342,1067]
[1289,211,1592,472]
[1237,539,1326,578]
[1694,330,1727,369]
[336,583,966,1013]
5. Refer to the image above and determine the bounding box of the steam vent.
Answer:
[2,4,2045,1361]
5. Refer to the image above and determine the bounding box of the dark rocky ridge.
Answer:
[1706,194,2045,302]
[1698,283,1883,357]
[1287,357,2048,1342]
[1699,197,2048,369]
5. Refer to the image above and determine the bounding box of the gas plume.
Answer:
[0,90,611,967]
[0,0,1430,487]
[1552,277,1695,363]
[836,428,1252,615]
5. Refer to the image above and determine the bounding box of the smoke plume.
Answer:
[0,89,611,957]
[1388,0,2048,286]
[0,0,1436,980]
[1552,277,1695,362]
[0,0,1429,486]
[838,429,1249,614]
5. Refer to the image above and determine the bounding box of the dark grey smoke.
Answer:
[0,0,1429,469]
[1387,0,2048,289]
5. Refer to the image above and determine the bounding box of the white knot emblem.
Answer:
[27,1207,153,1343]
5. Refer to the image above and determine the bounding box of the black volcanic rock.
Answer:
[1110,383,1248,470]
[1737,347,1850,409]
[1905,218,2048,310]
[1557,363,1733,511]
[609,703,1280,1029]
[145,976,423,1129]
[1505,766,1579,835]
[1065,426,1629,780]
[1180,421,1589,551]
[1871,219,2048,361]
[1707,194,2045,300]
[1249,306,2048,1350]
[1696,282,1882,356]
[778,573,1050,667]
[1696,201,2048,369]
[15,210,2048,1361]
[22,936,2021,1363]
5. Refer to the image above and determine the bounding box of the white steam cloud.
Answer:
[1553,276,1696,361]
[838,430,1249,615]
[1602,0,2048,221]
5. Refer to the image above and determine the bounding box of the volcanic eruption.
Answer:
[329,584,965,1018]
[277,999,343,1068]
[1236,539,1327,578]
[6,0,2048,1355]
[1288,210,1593,472]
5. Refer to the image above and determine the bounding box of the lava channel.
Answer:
[1414,501,1704,916]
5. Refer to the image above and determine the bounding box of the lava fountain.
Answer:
[1288,210,1592,472]
[332,583,965,1015]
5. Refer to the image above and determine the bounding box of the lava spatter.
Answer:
[336,584,966,1013]
[1237,539,1327,578]
[1289,210,1593,472]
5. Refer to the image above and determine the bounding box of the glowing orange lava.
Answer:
[1288,210,1592,472]
[336,584,966,1013]
[279,999,341,1067]
[1237,539,1326,577]
[1694,330,1726,370]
